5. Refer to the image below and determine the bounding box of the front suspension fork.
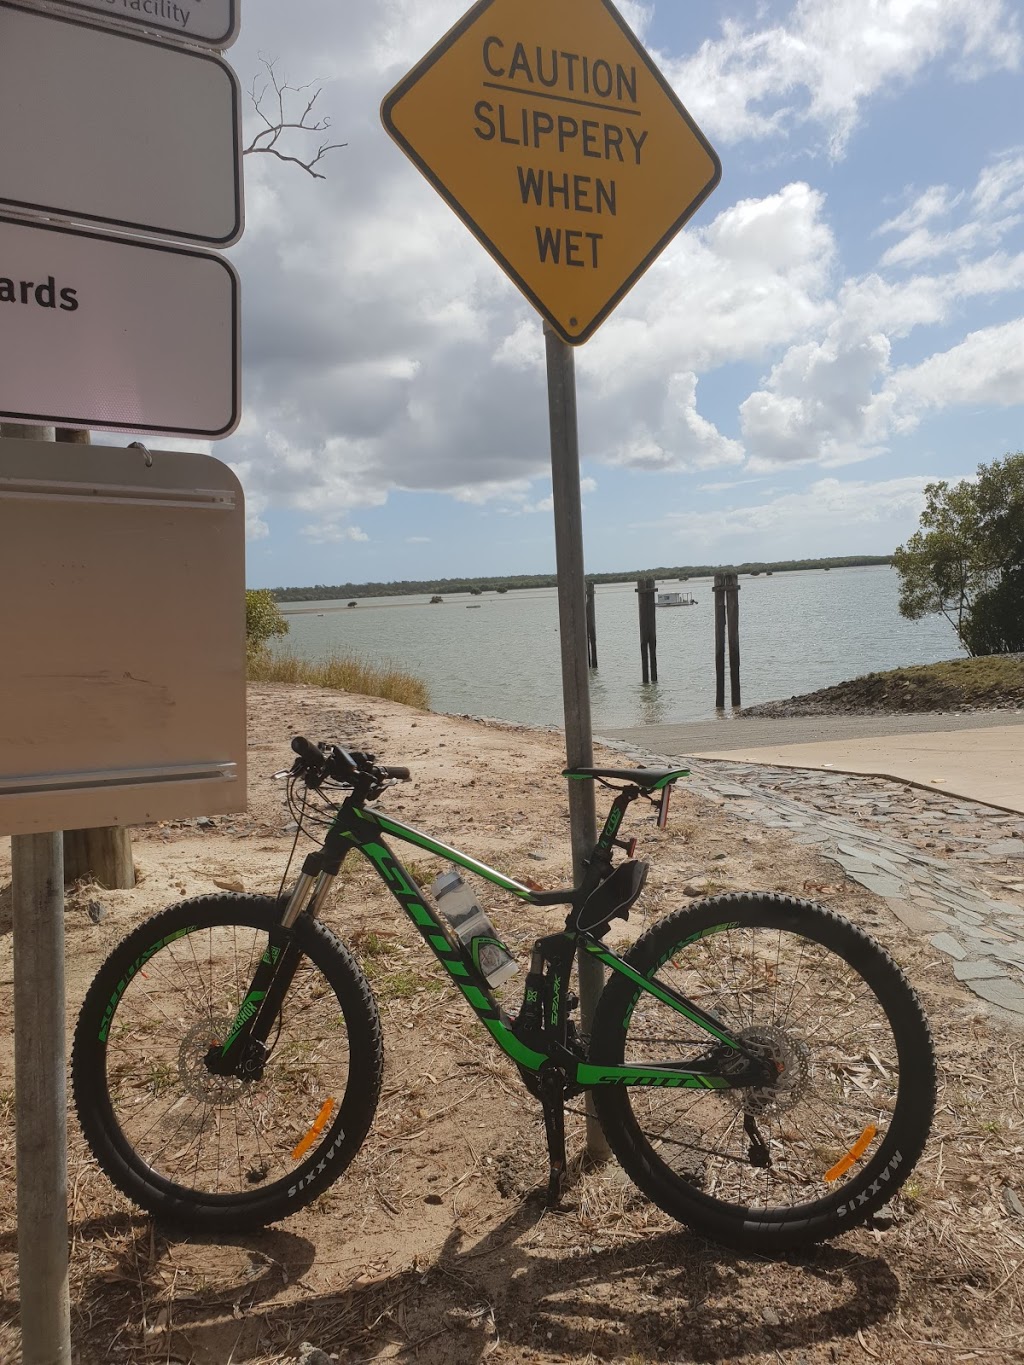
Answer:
[206,866,337,1078]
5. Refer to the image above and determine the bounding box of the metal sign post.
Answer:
[544,326,609,1160]
[12,832,71,1365]
[0,421,72,1365]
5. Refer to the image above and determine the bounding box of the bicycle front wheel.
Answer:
[73,893,383,1233]
[590,892,935,1252]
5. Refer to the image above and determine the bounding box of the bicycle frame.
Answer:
[213,780,766,1096]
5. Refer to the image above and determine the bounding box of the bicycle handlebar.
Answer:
[290,736,410,786]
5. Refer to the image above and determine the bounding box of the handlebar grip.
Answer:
[385,766,411,781]
[291,735,322,763]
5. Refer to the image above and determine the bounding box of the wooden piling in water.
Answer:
[713,571,741,708]
[727,574,741,707]
[637,576,657,683]
[586,581,598,669]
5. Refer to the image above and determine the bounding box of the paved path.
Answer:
[596,725,1024,1021]
[602,712,1024,812]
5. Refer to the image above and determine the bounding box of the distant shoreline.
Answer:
[270,556,892,604]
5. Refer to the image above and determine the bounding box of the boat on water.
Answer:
[656,591,698,607]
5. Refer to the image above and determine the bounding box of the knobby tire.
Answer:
[72,893,383,1233]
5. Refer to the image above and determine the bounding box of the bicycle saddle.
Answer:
[563,765,688,789]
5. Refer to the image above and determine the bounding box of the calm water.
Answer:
[277,565,964,729]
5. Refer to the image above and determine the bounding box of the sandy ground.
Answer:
[0,684,1022,1364]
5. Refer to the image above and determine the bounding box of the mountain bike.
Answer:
[73,737,936,1252]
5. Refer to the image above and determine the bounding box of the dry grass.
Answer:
[247,647,429,709]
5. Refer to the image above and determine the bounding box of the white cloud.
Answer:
[973,149,1024,215]
[301,523,370,544]
[877,150,1024,266]
[652,476,938,557]
[446,476,597,514]
[878,186,964,236]
[666,0,1021,155]
[607,373,745,472]
[741,333,893,469]
[742,307,1024,470]
[889,318,1024,420]
[582,183,836,389]
[737,149,1024,470]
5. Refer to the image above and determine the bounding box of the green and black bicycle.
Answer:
[73,738,936,1252]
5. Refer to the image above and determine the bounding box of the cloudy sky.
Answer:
[208,0,1023,589]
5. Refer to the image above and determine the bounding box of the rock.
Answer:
[1003,1186,1024,1218]
[213,877,245,893]
[295,1344,332,1365]
[761,1306,781,1326]
[868,1203,895,1230]
[87,900,106,924]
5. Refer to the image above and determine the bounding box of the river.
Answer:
[276,564,964,730]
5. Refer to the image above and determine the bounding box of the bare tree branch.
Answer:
[243,55,346,180]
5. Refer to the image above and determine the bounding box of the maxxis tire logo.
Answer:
[287,1130,347,1197]
[835,1150,903,1215]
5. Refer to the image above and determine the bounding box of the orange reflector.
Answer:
[291,1097,336,1161]
[824,1124,878,1183]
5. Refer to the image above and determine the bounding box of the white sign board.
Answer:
[0,3,242,245]
[0,440,247,836]
[0,215,240,437]
[44,0,239,47]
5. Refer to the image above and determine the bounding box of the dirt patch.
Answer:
[1,683,1023,1364]
[744,654,1024,717]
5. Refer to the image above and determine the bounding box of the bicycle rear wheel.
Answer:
[73,893,382,1233]
[590,892,935,1252]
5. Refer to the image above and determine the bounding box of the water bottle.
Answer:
[429,868,519,988]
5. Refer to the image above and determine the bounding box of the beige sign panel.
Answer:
[381,0,720,345]
[0,439,247,836]
[0,215,239,437]
[0,2,242,245]
[44,0,240,48]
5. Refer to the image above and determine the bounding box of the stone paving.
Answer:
[598,734,1024,1020]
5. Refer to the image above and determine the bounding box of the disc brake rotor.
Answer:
[728,1024,811,1114]
[178,1016,246,1104]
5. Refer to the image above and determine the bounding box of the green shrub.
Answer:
[245,589,289,662]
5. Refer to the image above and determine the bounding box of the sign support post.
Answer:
[12,832,70,1365]
[1,420,72,1365]
[544,325,610,1162]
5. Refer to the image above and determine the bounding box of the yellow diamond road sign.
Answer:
[382,0,720,346]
